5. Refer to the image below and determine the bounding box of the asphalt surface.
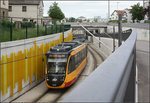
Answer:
[136,40,149,102]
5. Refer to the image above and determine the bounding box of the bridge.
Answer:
[0,23,149,102]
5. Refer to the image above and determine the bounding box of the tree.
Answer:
[94,18,98,22]
[48,2,65,24]
[87,19,90,22]
[130,3,144,22]
[68,17,76,22]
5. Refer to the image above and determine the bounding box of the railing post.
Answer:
[37,24,39,37]
[99,29,101,48]
[45,24,47,35]
[10,18,13,41]
[113,26,116,52]
[56,24,57,33]
[26,23,28,39]
[51,25,53,34]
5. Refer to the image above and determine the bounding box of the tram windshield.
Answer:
[47,58,67,74]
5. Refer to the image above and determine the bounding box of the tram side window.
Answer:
[78,52,81,64]
[68,57,72,74]
[83,48,85,59]
[75,54,78,68]
[81,50,84,61]
[86,46,88,57]
[68,56,75,74]
[72,56,75,71]
[84,48,86,59]
[84,48,87,58]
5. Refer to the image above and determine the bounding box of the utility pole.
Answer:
[118,14,122,46]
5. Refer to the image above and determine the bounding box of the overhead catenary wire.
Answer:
[79,24,112,52]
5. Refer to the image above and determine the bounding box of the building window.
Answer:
[3,0,5,5]
[23,18,28,22]
[9,6,12,12]
[3,11,5,19]
[22,6,27,12]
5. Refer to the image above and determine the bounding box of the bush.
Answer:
[122,20,127,23]
[109,20,118,23]
[0,20,13,27]
[145,20,150,23]
[21,22,35,28]
[109,20,127,23]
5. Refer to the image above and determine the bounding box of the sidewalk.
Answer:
[136,40,149,102]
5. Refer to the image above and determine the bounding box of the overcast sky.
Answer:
[43,1,143,18]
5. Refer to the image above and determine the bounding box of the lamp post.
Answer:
[108,0,110,21]
[117,2,119,10]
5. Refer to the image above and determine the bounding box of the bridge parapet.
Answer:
[61,29,137,102]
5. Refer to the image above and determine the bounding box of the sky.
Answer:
[43,1,143,19]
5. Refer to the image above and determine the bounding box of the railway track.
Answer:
[12,44,105,103]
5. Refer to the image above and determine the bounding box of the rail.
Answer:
[61,29,137,102]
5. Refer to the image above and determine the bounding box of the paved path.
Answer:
[136,40,149,102]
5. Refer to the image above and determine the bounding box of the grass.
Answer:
[145,20,150,23]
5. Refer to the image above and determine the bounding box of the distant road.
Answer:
[65,22,149,30]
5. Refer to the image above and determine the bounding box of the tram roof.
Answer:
[47,39,85,54]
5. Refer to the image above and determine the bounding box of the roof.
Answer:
[9,0,42,5]
[116,10,125,15]
[78,16,86,18]
[111,10,126,16]
[125,8,131,11]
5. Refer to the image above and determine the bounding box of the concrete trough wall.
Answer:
[0,29,73,102]
[107,25,149,41]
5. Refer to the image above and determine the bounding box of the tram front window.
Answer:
[47,59,67,74]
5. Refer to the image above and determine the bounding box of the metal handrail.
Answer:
[61,29,137,102]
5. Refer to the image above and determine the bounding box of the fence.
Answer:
[0,17,71,42]
[61,29,136,102]
[0,29,73,102]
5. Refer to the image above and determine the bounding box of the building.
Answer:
[0,0,8,20]
[77,16,87,22]
[94,16,101,22]
[8,0,44,25]
[110,10,127,21]
[143,0,149,8]
[110,9,132,22]
[143,0,149,20]
[124,8,132,22]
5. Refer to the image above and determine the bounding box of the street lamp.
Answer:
[108,0,110,21]
[117,2,119,10]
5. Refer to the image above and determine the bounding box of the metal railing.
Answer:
[61,29,137,102]
[0,17,71,42]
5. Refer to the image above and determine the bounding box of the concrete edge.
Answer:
[135,65,138,103]
[89,43,108,59]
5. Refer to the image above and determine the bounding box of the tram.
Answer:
[45,39,88,88]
